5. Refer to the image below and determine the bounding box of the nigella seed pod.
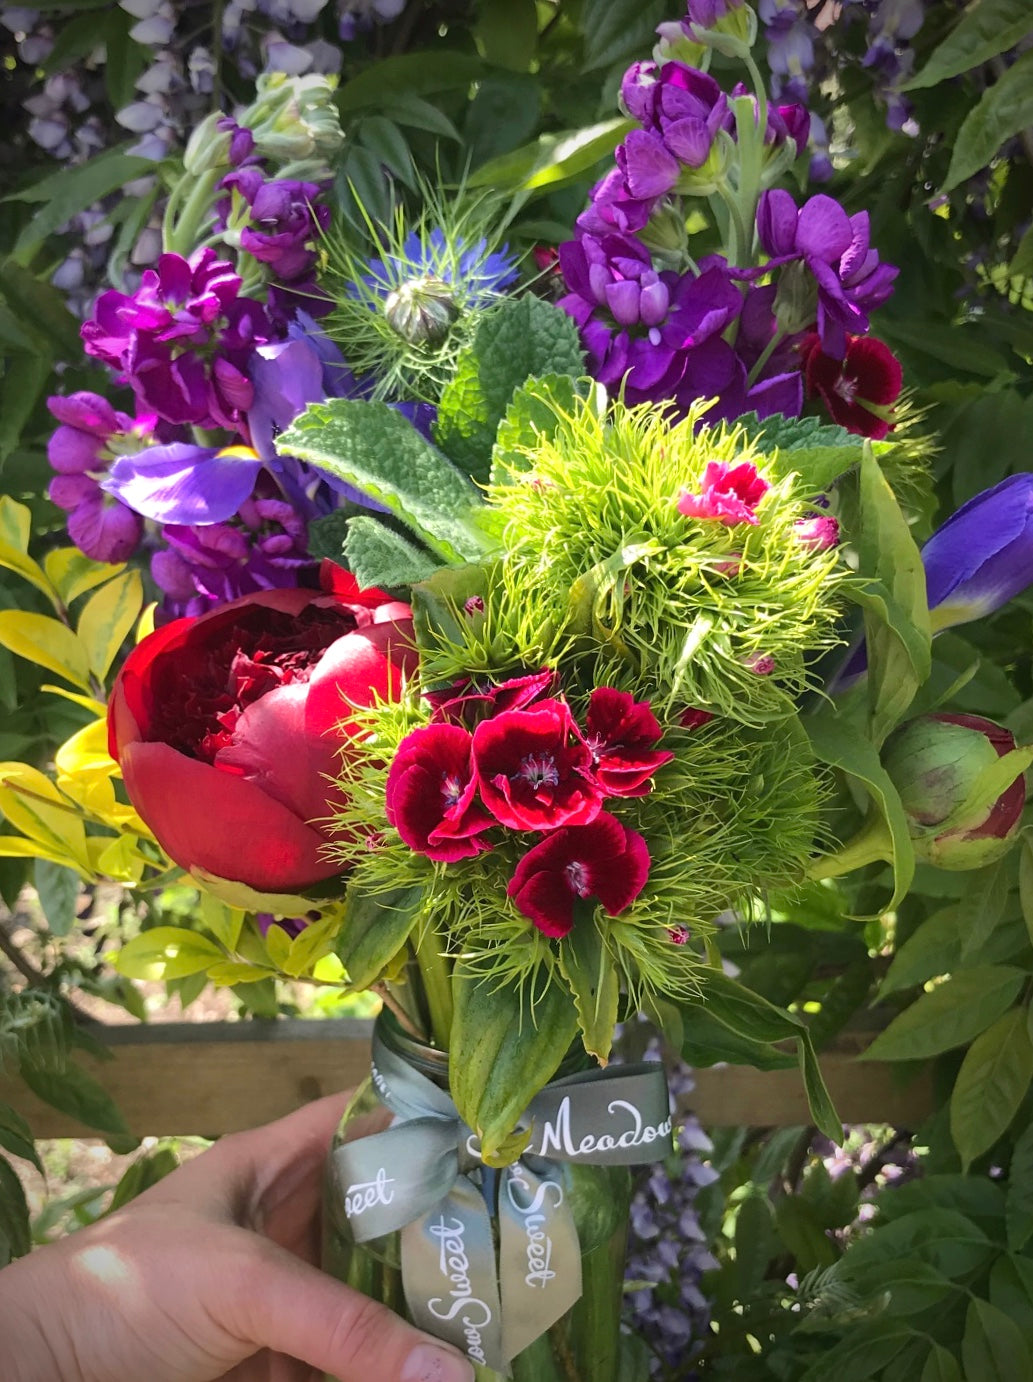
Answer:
[882,712,1028,870]
[384,275,459,345]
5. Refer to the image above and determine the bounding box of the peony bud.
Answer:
[882,712,1028,870]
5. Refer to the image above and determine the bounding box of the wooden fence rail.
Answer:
[0,1020,934,1138]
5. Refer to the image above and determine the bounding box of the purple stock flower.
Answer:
[758,190,898,357]
[222,168,331,282]
[81,248,273,430]
[685,0,744,28]
[46,392,156,562]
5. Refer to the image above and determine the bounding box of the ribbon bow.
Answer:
[330,1025,672,1374]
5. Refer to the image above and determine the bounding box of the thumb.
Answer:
[230,1235,474,1382]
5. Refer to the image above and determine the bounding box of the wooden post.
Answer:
[0,1021,934,1138]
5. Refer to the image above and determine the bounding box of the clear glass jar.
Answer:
[322,1013,632,1382]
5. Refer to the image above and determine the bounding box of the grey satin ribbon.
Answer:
[330,1027,672,1374]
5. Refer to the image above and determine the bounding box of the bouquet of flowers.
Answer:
[5,2,1033,1378]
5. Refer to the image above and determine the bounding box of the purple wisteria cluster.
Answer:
[557,1,899,431]
[623,1050,717,1376]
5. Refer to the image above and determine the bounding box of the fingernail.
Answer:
[401,1343,475,1382]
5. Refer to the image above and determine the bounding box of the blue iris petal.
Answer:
[101,442,262,525]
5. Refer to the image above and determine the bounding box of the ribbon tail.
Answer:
[498,1165,582,1364]
[401,1178,506,1374]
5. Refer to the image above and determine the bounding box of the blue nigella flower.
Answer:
[363,228,519,310]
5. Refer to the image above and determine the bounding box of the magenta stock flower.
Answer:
[385,723,493,862]
[582,688,674,797]
[472,699,601,832]
[678,460,771,526]
[508,813,651,938]
[81,248,272,430]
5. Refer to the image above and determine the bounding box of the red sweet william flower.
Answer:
[677,460,770,527]
[427,667,557,729]
[108,579,415,893]
[507,813,651,938]
[472,698,602,831]
[582,687,674,797]
[800,332,903,440]
[385,723,493,862]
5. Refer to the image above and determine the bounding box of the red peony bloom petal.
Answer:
[472,699,602,831]
[507,812,651,938]
[120,740,341,891]
[582,687,674,797]
[385,722,493,862]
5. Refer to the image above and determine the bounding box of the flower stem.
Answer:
[412,925,453,1049]
[807,815,894,881]
[164,168,222,258]
[746,324,787,388]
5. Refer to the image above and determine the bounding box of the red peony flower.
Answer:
[581,687,674,797]
[677,460,770,527]
[472,698,601,832]
[108,574,415,893]
[427,668,557,729]
[507,813,651,938]
[384,723,494,862]
[800,332,903,440]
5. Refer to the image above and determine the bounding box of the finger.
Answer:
[228,1237,474,1382]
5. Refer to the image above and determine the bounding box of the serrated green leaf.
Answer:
[491,373,592,482]
[942,49,1033,192]
[558,915,620,1063]
[906,0,1033,90]
[435,296,584,483]
[862,966,1026,1062]
[277,400,490,563]
[344,517,440,591]
[335,883,425,988]
[951,1007,1032,1170]
[737,410,872,491]
[1007,1120,1033,1250]
[306,509,352,563]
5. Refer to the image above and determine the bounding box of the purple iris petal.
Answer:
[922,474,1033,627]
[102,442,263,525]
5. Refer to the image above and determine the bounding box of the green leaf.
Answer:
[582,0,669,70]
[277,400,490,563]
[107,1145,179,1211]
[797,1326,916,1382]
[959,857,1013,961]
[344,517,440,591]
[774,1194,838,1271]
[33,859,80,938]
[0,1154,31,1261]
[6,150,156,261]
[450,965,579,1163]
[0,261,84,359]
[880,905,963,998]
[1019,834,1033,950]
[735,1194,778,1297]
[738,410,870,491]
[942,49,1033,192]
[336,52,485,113]
[951,1007,1033,1170]
[961,1296,1033,1380]
[842,1208,992,1280]
[387,94,461,141]
[113,926,225,981]
[76,569,142,681]
[558,915,620,1064]
[1011,224,1033,279]
[103,9,146,111]
[1007,1120,1033,1251]
[677,999,798,1070]
[474,0,538,71]
[0,353,53,465]
[356,116,414,188]
[840,1257,956,1316]
[851,441,931,745]
[410,561,499,659]
[19,1060,127,1136]
[799,1036,843,1145]
[805,709,915,911]
[41,6,108,73]
[491,373,591,482]
[0,1103,41,1173]
[435,296,584,483]
[334,883,425,989]
[468,118,633,193]
[920,1344,962,1382]
[906,0,1033,90]
[862,965,1026,1062]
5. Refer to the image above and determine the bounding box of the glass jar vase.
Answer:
[322,1013,632,1382]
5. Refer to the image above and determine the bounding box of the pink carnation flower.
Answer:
[677,460,770,527]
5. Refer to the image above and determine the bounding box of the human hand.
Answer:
[0,1093,474,1382]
